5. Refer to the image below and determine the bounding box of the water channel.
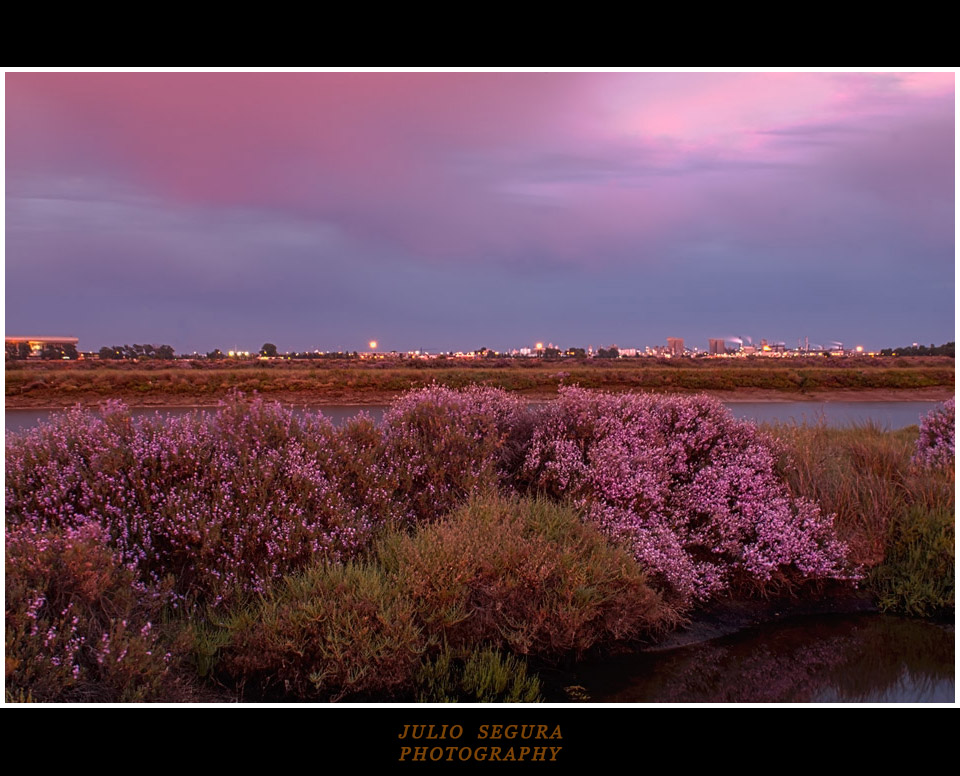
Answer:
[3,400,943,435]
[555,613,954,703]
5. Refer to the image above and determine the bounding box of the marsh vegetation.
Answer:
[5,389,953,702]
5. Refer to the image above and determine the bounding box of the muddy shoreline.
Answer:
[6,385,954,410]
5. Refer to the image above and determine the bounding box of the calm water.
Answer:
[2,401,942,435]
[559,614,954,704]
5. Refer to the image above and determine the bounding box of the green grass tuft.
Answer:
[415,647,543,703]
[870,505,954,617]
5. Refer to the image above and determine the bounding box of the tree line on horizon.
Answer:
[98,344,176,360]
[880,342,954,358]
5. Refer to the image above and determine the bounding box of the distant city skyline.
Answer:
[6,71,955,353]
[10,332,948,358]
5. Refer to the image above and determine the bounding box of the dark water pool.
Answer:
[554,614,954,703]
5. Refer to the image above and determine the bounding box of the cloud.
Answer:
[5,72,954,350]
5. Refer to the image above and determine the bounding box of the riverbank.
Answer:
[5,385,954,410]
[5,358,953,409]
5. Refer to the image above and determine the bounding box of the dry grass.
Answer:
[7,357,953,404]
[771,422,954,615]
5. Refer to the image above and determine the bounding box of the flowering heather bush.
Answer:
[913,399,955,468]
[7,386,856,635]
[520,388,853,606]
[5,522,176,701]
[5,395,397,608]
[381,384,530,525]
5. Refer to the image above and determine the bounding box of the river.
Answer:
[3,400,943,435]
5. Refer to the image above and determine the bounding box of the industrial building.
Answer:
[6,336,79,357]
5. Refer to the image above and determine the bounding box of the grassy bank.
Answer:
[5,389,953,702]
[772,420,954,617]
[5,357,954,407]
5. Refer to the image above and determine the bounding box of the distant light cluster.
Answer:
[3,335,889,362]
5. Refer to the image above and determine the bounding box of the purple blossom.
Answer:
[7,386,856,616]
[913,398,955,468]
[6,394,392,607]
[521,388,854,605]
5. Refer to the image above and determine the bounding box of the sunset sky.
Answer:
[5,70,955,353]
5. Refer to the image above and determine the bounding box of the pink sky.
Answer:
[5,71,955,352]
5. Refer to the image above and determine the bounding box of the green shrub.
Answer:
[870,505,954,617]
[210,494,676,701]
[217,561,425,701]
[378,494,679,659]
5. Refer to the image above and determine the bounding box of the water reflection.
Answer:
[565,615,954,703]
